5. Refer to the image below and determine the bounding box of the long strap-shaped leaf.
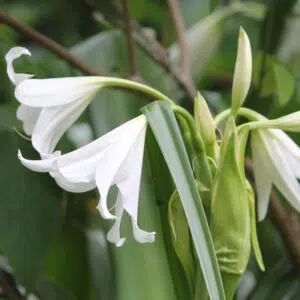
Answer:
[142,102,225,300]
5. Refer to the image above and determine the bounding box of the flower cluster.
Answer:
[6,26,300,255]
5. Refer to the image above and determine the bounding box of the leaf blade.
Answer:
[142,101,225,300]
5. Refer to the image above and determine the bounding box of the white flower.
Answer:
[251,129,300,220]
[18,115,156,246]
[6,47,107,157]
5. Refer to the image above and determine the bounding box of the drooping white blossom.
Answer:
[251,129,300,220]
[18,115,156,246]
[6,47,107,157]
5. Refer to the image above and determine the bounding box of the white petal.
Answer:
[271,129,300,178]
[251,132,272,221]
[95,146,129,220]
[132,219,156,244]
[5,47,33,85]
[54,170,96,193]
[59,148,108,183]
[116,129,146,220]
[56,117,146,182]
[15,77,103,107]
[32,95,91,155]
[18,150,59,172]
[263,132,300,212]
[16,104,41,135]
[271,129,300,158]
[116,128,156,243]
[95,116,147,220]
[107,194,126,247]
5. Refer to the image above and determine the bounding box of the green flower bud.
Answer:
[210,117,251,299]
[232,27,252,117]
[194,92,218,160]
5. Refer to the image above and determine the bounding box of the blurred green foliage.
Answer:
[1,0,300,299]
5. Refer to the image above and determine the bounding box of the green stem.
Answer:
[214,107,266,127]
[176,115,198,163]
[93,77,174,104]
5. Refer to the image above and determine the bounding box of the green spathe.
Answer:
[211,117,251,299]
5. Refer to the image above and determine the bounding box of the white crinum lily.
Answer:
[251,128,300,220]
[6,46,170,158]
[6,47,107,157]
[18,115,156,246]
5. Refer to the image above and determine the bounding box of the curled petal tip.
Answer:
[17,149,23,159]
[6,46,33,85]
[133,225,156,243]
[116,238,126,247]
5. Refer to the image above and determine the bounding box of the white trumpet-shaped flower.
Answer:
[251,129,300,220]
[18,115,156,246]
[6,47,167,158]
[6,47,107,157]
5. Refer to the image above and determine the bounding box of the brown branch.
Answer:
[132,21,196,100]
[245,158,300,272]
[122,0,137,76]
[166,0,188,76]
[270,196,300,270]
[166,0,196,98]
[0,11,104,76]
[86,1,196,101]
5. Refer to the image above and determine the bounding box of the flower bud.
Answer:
[231,27,252,116]
[210,117,251,299]
[194,92,217,159]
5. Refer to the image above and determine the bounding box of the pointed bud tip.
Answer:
[194,92,217,153]
[231,28,252,116]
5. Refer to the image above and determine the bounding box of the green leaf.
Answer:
[0,130,61,290]
[252,52,295,106]
[272,62,295,106]
[146,129,190,300]
[44,223,90,300]
[142,101,225,300]
[35,277,76,300]
[210,0,222,12]
[168,190,195,297]
[86,229,115,300]
[250,259,293,300]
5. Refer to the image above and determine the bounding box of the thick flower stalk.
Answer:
[6,47,171,157]
[18,115,155,246]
